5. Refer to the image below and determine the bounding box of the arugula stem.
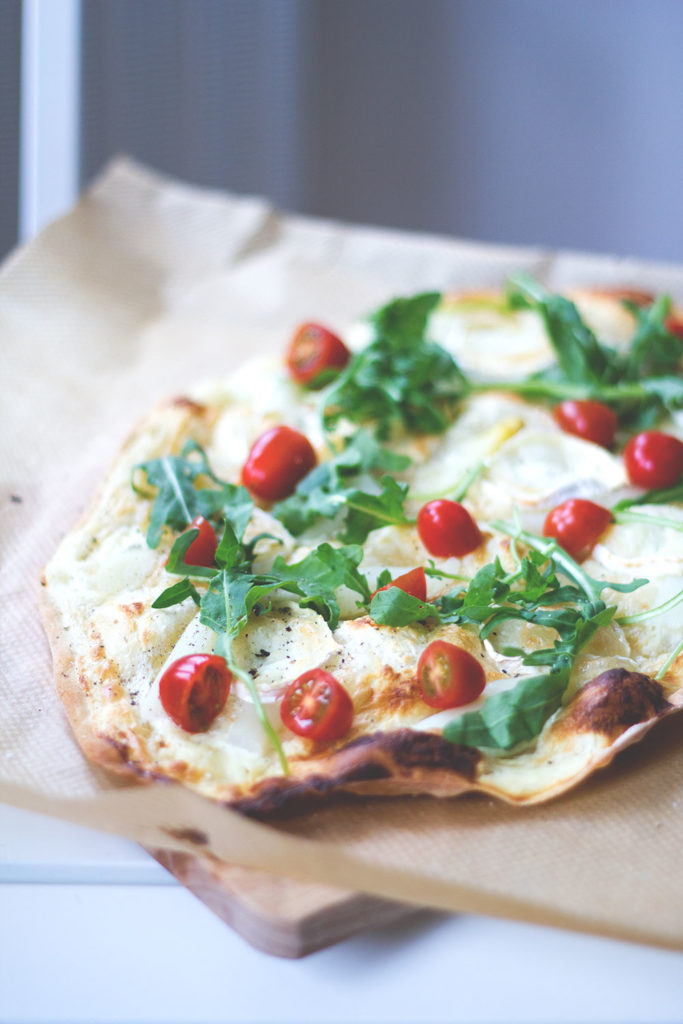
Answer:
[424,560,471,583]
[468,379,650,404]
[493,521,603,602]
[655,638,683,681]
[215,573,290,775]
[223,648,290,775]
[613,508,683,533]
[617,586,683,626]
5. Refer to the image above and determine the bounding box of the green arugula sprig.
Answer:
[133,441,252,548]
[369,527,647,750]
[272,428,413,541]
[487,275,683,429]
[322,292,468,438]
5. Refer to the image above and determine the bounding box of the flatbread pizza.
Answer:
[41,277,683,815]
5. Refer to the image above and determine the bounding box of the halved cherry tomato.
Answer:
[280,669,353,742]
[623,430,683,490]
[183,516,218,567]
[552,400,618,449]
[373,567,427,602]
[416,640,485,709]
[665,315,683,341]
[241,425,317,502]
[286,323,351,387]
[417,500,482,558]
[159,654,232,733]
[543,498,611,562]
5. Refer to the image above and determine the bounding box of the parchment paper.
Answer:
[2,159,683,950]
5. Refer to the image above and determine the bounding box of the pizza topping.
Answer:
[665,314,683,340]
[417,640,485,709]
[611,479,683,538]
[286,323,350,387]
[552,400,617,449]
[484,278,683,431]
[374,567,427,602]
[623,431,683,490]
[135,440,252,550]
[159,653,232,733]
[323,292,468,438]
[280,669,354,741]
[370,520,647,748]
[154,484,372,770]
[543,499,612,562]
[241,426,317,502]
[443,668,569,750]
[417,500,482,558]
[272,428,413,541]
[181,516,218,567]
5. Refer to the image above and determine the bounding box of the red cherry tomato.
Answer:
[665,315,683,341]
[159,654,232,733]
[241,425,317,502]
[623,430,683,490]
[280,669,354,742]
[183,516,218,567]
[553,400,618,449]
[416,640,486,709]
[417,500,482,558]
[543,498,612,562]
[286,323,351,387]
[373,567,427,602]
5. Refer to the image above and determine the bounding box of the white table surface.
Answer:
[1,805,682,1024]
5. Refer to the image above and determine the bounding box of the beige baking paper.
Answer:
[2,159,683,950]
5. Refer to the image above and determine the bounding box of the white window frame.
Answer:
[20,0,81,241]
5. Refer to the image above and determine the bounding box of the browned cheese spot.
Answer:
[171,396,207,414]
[554,668,671,742]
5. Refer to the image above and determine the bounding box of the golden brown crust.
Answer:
[39,577,147,783]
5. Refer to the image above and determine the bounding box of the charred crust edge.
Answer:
[232,729,481,817]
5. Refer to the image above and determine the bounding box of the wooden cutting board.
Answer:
[150,848,413,957]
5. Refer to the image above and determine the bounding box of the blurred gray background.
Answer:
[3,0,683,262]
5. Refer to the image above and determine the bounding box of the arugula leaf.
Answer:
[341,476,413,544]
[134,444,212,548]
[272,429,412,541]
[323,292,468,438]
[270,543,371,630]
[369,587,437,627]
[492,276,683,428]
[442,668,570,750]
[510,276,619,387]
[370,291,443,345]
[133,440,252,549]
[165,528,220,579]
[151,577,201,609]
[621,295,681,380]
